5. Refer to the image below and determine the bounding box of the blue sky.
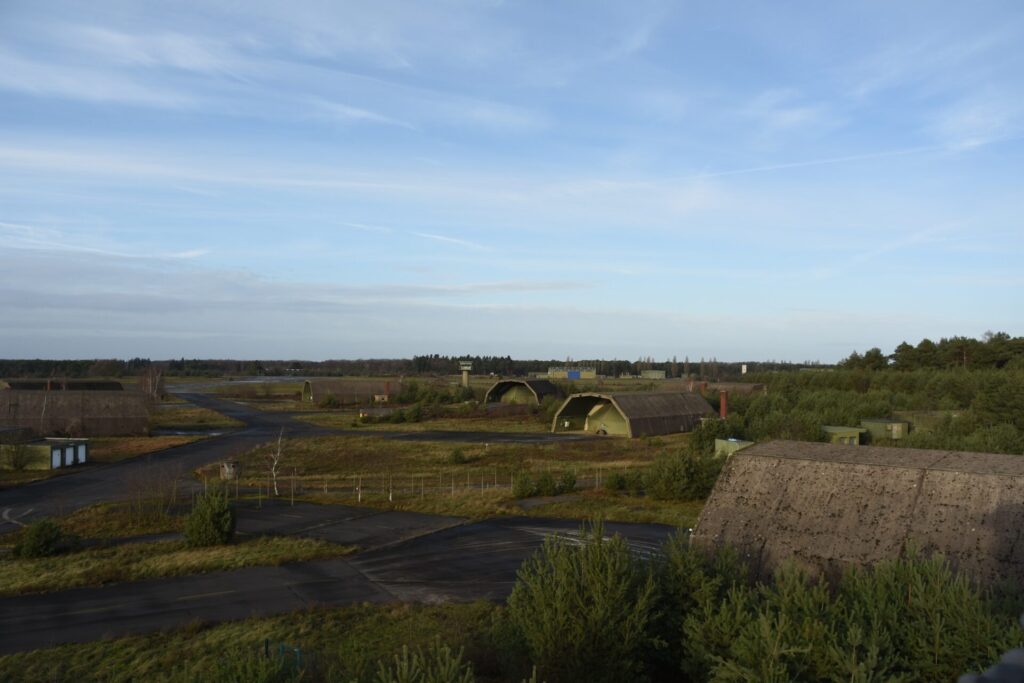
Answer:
[1,1,1022,362]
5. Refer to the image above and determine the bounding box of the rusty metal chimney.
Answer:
[719,390,728,419]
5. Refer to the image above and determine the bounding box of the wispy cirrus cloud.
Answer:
[412,232,490,251]
[0,219,208,260]
[0,49,197,108]
[929,95,1023,150]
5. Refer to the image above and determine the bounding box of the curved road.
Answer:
[0,392,675,654]
[0,392,591,530]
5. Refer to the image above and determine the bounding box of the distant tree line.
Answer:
[0,355,826,380]
[839,331,1024,370]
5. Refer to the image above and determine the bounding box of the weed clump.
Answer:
[512,471,576,499]
[446,448,468,465]
[14,518,72,558]
[645,448,723,501]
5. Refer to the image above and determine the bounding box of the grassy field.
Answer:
[89,435,203,463]
[148,405,244,430]
[235,433,697,525]
[521,490,704,527]
[211,381,305,400]
[235,398,323,412]
[0,601,501,682]
[64,503,184,539]
[0,535,352,597]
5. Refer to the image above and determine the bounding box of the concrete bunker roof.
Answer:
[741,439,1024,476]
[693,439,1024,585]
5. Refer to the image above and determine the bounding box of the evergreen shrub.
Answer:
[185,487,236,547]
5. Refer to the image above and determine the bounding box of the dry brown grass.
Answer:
[0,535,353,597]
[237,433,695,522]
[149,406,244,430]
[89,436,203,463]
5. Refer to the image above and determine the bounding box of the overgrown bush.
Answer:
[185,486,236,547]
[506,522,658,683]
[534,471,557,497]
[604,470,643,495]
[604,471,626,492]
[374,641,475,683]
[165,647,303,683]
[319,395,341,409]
[14,518,67,558]
[447,449,468,465]
[512,473,536,499]
[513,471,575,499]
[3,443,31,471]
[645,447,724,500]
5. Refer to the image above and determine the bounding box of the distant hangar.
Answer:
[484,379,560,406]
[551,391,714,438]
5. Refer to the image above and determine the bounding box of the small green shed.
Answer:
[1,438,88,470]
[715,438,755,457]
[860,418,910,441]
[822,426,866,446]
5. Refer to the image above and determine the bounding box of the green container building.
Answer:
[860,418,910,441]
[822,426,866,446]
[715,438,755,457]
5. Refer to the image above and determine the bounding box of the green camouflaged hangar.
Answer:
[484,379,560,406]
[551,391,714,437]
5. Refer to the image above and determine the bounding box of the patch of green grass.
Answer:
[89,436,204,463]
[149,406,244,430]
[58,502,186,540]
[0,601,500,683]
[521,490,703,527]
[238,399,323,412]
[0,469,58,487]
[0,536,352,597]
[212,381,305,400]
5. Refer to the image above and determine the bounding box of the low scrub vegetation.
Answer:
[12,518,77,558]
[234,434,695,523]
[511,470,575,499]
[6,529,1018,682]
